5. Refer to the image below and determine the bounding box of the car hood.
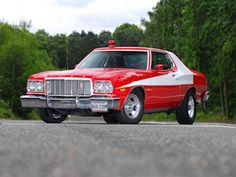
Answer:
[29,68,149,87]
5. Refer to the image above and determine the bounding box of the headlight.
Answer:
[35,81,43,92]
[27,81,36,92]
[94,81,113,93]
[27,80,44,92]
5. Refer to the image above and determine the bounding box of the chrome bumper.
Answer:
[203,91,210,102]
[20,95,120,110]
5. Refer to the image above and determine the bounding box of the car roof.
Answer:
[95,47,168,53]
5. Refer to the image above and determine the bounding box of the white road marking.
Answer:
[0,121,236,129]
[143,121,236,129]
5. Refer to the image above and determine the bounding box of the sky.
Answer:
[0,0,157,35]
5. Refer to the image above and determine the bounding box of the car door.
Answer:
[147,51,180,109]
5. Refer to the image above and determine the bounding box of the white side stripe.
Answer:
[121,73,193,88]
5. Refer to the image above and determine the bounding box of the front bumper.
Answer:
[20,95,120,111]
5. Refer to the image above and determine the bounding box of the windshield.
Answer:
[77,51,148,70]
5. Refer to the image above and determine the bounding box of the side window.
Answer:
[151,52,172,70]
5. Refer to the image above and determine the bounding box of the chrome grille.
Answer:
[46,79,91,96]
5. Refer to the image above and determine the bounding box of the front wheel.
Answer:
[116,89,144,124]
[103,113,119,124]
[38,108,67,123]
[175,90,196,124]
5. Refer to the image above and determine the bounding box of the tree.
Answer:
[98,30,112,47]
[35,30,100,69]
[48,34,68,69]
[113,23,143,46]
[141,0,236,118]
[0,22,55,117]
[35,29,50,51]
[68,31,100,68]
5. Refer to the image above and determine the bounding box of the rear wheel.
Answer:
[175,90,196,124]
[38,108,67,123]
[116,89,144,124]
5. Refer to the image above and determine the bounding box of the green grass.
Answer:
[143,106,236,123]
[0,100,40,120]
[0,100,16,119]
[144,112,176,122]
[0,101,235,123]
[143,110,236,123]
[24,109,41,120]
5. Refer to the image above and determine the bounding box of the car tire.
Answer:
[38,108,67,123]
[103,113,119,124]
[116,89,144,124]
[175,90,196,124]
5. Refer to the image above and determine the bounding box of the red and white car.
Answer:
[21,40,209,124]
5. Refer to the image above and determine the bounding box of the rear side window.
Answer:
[151,52,172,70]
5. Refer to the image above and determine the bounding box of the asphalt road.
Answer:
[0,120,236,177]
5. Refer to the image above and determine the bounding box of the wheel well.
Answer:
[177,87,196,108]
[131,87,145,100]
[188,87,196,96]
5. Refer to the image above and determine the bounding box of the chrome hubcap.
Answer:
[188,96,195,118]
[124,94,141,119]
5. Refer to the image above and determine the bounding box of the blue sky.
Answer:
[0,0,157,34]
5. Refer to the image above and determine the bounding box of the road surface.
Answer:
[0,120,236,177]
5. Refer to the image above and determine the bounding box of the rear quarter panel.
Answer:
[191,69,207,101]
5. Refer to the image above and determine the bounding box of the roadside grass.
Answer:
[24,109,41,120]
[0,100,17,120]
[144,113,175,122]
[143,106,236,123]
[144,112,235,123]
[0,102,235,123]
[0,103,40,120]
[1,110,235,123]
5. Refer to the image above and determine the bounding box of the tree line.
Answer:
[141,0,236,118]
[0,0,235,119]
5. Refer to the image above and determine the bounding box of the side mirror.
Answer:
[156,64,164,71]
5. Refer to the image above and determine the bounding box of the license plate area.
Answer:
[47,98,76,109]
[91,101,108,112]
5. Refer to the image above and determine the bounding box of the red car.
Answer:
[21,40,209,124]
